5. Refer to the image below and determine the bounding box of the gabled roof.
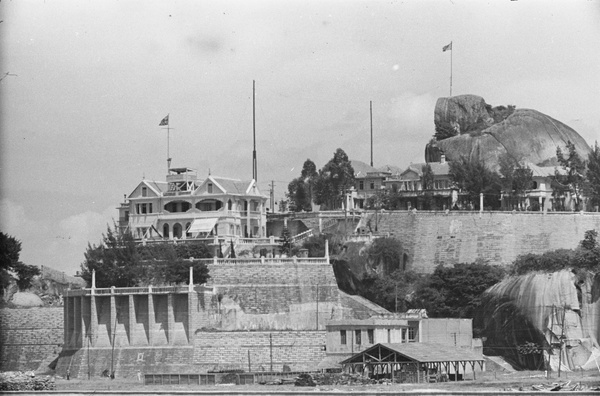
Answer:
[211,176,253,194]
[195,175,265,197]
[340,343,483,365]
[128,180,168,198]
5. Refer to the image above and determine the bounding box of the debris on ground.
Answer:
[0,371,55,391]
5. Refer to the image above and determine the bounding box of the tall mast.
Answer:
[370,101,373,167]
[252,80,257,181]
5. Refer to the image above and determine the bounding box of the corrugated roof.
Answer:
[341,343,483,365]
[380,343,483,362]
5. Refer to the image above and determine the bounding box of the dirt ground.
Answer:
[56,370,600,393]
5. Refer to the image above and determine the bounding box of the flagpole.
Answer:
[167,114,171,172]
[450,41,453,96]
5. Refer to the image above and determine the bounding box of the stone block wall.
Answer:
[370,211,600,273]
[194,331,326,372]
[206,261,337,286]
[0,308,63,372]
[55,346,196,379]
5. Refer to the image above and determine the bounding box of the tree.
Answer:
[81,225,211,288]
[80,225,142,288]
[449,156,501,209]
[498,153,533,210]
[367,237,405,273]
[584,141,600,209]
[313,149,355,210]
[553,140,587,211]
[413,261,506,320]
[280,227,293,256]
[287,159,319,212]
[420,164,435,210]
[0,232,40,291]
[359,269,421,312]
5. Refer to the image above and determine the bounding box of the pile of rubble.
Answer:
[298,373,392,386]
[0,371,55,391]
[505,380,600,392]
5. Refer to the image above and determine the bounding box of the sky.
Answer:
[1,0,599,276]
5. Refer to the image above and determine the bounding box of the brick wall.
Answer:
[194,331,326,372]
[0,308,63,372]
[371,211,600,273]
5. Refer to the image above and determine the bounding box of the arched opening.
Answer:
[228,199,233,210]
[164,200,191,213]
[185,222,191,238]
[173,223,182,239]
[402,253,409,271]
[196,199,223,212]
[163,223,170,239]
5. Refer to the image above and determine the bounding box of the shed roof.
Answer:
[340,343,483,365]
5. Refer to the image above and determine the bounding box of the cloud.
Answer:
[0,198,115,275]
[185,34,225,54]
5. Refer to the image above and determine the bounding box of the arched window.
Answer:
[532,181,538,189]
[173,223,182,239]
[228,199,232,210]
[163,223,170,239]
[164,201,191,213]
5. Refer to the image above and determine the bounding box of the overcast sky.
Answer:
[1,0,599,276]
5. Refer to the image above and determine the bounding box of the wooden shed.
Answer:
[339,343,485,383]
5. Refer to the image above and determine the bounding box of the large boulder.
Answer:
[479,270,600,371]
[10,292,44,307]
[430,95,591,170]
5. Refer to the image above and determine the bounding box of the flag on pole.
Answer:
[159,114,169,126]
[442,42,452,52]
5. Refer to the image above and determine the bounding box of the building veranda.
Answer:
[340,343,485,383]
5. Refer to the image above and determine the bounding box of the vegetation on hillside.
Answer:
[584,141,600,209]
[0,232,40,292]
[510,229,600,275]
[80,224,211,288]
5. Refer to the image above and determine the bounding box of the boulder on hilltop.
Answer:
[428,95,591,170]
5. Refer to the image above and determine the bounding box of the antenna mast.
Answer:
[370,101,373,167]
[252,80,257,181]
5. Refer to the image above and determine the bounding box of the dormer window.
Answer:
[142,187,147,197]
[208,183,213,193]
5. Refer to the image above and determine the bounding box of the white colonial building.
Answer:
[118,167,268,243]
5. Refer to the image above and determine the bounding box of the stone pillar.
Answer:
[325,239,330,261]
[187,291,195,345]
[110,289,117,347]
[73,296,80,348]
[167,294,174,345]
[128,295,135,346]
[189,266,194,292]
[63,297,70,348]
[479,193,483,213]
[90,295,98,347]
[148,291,155,346]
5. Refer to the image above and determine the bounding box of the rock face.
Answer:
[10,292,44,308]
[430,95,591,169]
[480,270,600,371]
